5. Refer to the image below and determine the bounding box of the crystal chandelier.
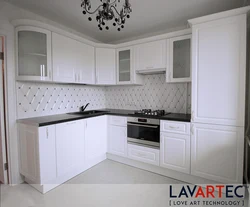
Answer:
[81,0,132,31]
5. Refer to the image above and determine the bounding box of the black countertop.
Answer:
[17,108,191,127]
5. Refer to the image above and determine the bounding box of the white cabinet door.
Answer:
[135,40,166,73]
[18,124,57,184]
[52,33,76,83]
[96,48,116,85]
[75,42,95,84]
[191,123,244,183]
[191,15,246,126]
[108,125,127,157]
[55,120,85,177]
[38,125,56,184]
[160,132,190,174]
[167,35,191,83]
[16,26,52,82]
[85,116,107,168]
[127,144,160,166]
[19,124,39,182]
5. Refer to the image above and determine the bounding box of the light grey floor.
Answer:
[1,160,249,207]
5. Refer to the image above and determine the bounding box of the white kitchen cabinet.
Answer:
[55,120,85,177]
[18,124,56,184]
[108,125,127,157]
[108,116,127,157]
[75,42,95,84]
[135,40,167,73]
[191,123,244,183]
[190,15,246,126]
[116,46,143,85]
[52,32,76,83]
[16,26,52,81]
[96,48,116,85]
[160,132,190,174]
[85,116,108,169]
[167,35,191,83]
[127,144,160,166]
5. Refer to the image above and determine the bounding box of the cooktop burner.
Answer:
[133,109,170,117]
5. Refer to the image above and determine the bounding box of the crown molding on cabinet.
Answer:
[11,19,191,49]
[188,6,250,26]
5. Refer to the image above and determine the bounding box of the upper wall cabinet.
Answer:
[135,40,167,74]
[74,41,95,85]
[167,35,191,83]
[16,26,52,81]
[96,48,116,85]
[116,46,143,85]
[52,33,95,84]
[52,33,76,83]
[190,15,246,126]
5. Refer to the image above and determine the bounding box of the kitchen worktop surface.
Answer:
[17,108,191,126]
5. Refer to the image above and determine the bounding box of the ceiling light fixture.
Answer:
[81,0,132,31]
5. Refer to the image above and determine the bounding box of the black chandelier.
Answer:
[81,0,132,31]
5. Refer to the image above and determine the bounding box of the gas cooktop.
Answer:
[131,109,171,117]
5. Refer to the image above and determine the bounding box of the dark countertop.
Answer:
[17,108,191,127]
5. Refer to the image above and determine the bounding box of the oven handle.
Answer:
[127,123,158,128]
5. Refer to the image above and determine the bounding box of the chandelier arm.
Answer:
[83,4,104,14]
[110,5,128,19]
[109,0,117,6]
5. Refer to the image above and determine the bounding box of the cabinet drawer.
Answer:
[109,116,127,126]
[160,121,190,135]
[127,144,159,166]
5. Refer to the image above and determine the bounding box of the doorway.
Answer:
[0,36,8,184]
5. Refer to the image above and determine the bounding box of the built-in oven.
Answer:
[127,117,160,148]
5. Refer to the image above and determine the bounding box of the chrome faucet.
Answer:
[80,103,90,112]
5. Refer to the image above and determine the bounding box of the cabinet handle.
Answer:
[191,111,194,122]
[169,126,179,129]
[40,65,43,77]
[49,70,51,79]
[46,128,49,139]
[42,65,45,77]
[146,66,154,69]
[86,121,88,128]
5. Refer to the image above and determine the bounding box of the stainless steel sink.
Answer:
[67,110,108,116]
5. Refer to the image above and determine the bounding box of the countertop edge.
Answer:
[17,111,191,127]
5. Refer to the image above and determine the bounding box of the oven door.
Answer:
[127,122,160,148]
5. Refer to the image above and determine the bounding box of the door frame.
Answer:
[0,33,11,184]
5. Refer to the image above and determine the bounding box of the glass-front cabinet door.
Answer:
[167,34,191,83]
[117,47,133,84]
[16,26,52,81]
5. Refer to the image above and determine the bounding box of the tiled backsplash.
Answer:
[106,75,191,113]
[17,82,106,119]
[16,74,191,119]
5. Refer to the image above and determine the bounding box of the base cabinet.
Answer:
[19,124,56,184]
[108,116,127,157]
[55,120,85,177]
[191,123,244,183]
[160,132,190,174]
[127,144,160,166]
[108,125,127,157]
[85,116,108,169]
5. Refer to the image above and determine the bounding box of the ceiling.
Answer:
[5,0,246,43]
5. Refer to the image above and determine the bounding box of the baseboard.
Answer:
[107,153,220,185]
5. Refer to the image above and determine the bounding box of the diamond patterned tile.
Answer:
[16,74,191,119]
